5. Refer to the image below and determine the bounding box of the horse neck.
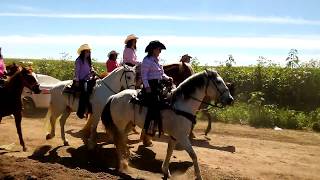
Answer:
[101,69,122,92]
[6,73,24,95]
[172,85,207,115]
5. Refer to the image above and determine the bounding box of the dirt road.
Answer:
[1,111,320,179]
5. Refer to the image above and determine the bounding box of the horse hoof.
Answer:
[87,141,96,150]
[163,173,171,180]
[143,140,153,147]
[46,134,54,140]
[119,160,129,172]
[189,132,196,139]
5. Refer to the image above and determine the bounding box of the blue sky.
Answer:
[0,0,319,66]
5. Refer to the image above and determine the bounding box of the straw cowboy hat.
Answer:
[108,50,119,58]
[124,34,138,44]
[180,54,192,62]
[77,44,91,55]
[145,40,166,53]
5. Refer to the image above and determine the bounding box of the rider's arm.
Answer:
[141,57,150,88]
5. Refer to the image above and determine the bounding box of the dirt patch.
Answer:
[1,114,320,179]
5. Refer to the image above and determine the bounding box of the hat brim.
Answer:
[145,41,166,53]
[124,36,138,44]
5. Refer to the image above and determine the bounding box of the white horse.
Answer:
[45,65,136,149]
[101,70,234,180]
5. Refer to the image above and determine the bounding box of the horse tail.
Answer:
[101,97,113,129]
[101,96,120,139]
[101,96,130,168]
[44,102,52,133]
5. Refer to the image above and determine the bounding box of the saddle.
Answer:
[63,79,96,119]
[130,79,173,136]
[62,80,81,96]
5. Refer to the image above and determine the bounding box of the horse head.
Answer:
[205,70,234,106]
[20,68,41,94]
[119,65,136,91]
[5,63,20,76]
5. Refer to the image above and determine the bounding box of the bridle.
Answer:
[101,67,135,94]
[188,71,229,108]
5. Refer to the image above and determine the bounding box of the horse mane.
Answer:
[171,70,217,101]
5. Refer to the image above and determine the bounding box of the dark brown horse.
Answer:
[0,67,41,151]
[163,62,194,86]
[5,63,20,76]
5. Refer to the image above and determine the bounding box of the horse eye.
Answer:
[127,76,131,80]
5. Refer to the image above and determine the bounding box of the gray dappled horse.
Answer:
[101,70,233,179]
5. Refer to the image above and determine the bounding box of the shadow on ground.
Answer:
[28,142,199,179]
[152,134,236,153]
[23,108,48,118]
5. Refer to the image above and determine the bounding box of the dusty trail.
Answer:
[1,112,319,179]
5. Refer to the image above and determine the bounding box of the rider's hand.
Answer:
[74,81,80,87]
[145,87,151,93]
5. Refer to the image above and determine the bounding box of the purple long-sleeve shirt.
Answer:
[74,57,91,81]
[0,58,5,77]
[141,56,169,88]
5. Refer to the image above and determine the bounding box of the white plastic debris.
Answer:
[274,126,283,131]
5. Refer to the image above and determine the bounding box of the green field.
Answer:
[5,57,320,132]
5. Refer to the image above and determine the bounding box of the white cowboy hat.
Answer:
[124,34,138,44]
[77,44,91,55]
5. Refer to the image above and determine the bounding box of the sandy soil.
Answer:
[1,110,320,180]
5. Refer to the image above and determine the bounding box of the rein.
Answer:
[100,68,135,94]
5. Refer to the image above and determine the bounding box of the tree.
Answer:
[286,49,299,68]
[226,54,235,67]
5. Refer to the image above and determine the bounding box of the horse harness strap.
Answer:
[187,95,224,108]
[101,80,117,94]
[172,108,197,124]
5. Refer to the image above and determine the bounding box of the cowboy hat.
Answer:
[108,50,119,57]
[145,40,166,53]
[124,34,138,44]
[182,54,192,59]
[77,44,91,55]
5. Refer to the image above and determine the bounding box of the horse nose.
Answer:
[32,84,41,94]
[227,96,234,105]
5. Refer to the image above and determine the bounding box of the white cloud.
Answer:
[1,13,320,25]
[2,35,320,50]
[1,35,319,65]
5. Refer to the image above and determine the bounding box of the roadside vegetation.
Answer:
[5,49,320,132]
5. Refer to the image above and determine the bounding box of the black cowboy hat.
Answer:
[145,40,166,53]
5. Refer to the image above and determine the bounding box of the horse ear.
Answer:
[204,69,210,76]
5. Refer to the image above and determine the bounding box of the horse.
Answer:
[164,62,235,138]
[5,63,20,77]
[101,70,234,179]
[0,67,41,151]
[163,62,194,86]
[45,65,136,149]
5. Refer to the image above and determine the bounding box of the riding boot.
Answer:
[77,94,85,119]
[77,85,86,119]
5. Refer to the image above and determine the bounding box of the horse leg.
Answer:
[189,124,196,139]
[46,113,57,140]
[161,137,177,179]
[178,136,202,180]
[14,112,27,152]
[87,114,99,150]
[114,130,129,172]
[59,109,71,146]
[82,113,93,137]
[203,109,212,136]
